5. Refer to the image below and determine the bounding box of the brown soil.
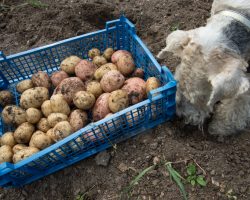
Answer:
[0,0,250,200]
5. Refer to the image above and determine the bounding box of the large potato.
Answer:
[50,94,70,115]
[37,118,51,132]
[146,77,161,94]
[0,90,13,107]
[60,56,81,74]
[1,105,26,125]
[122,77,146,105]
[53,77,85,104]
[29,131,52,150]
[51,71,69,87]
[13,144,28,154]
[94,63,117,81]
[100,70,125,92]
[92,56,107,67]
[32,71,51,89]
[86,81,103,98]
[41,100,53,117]
[1,132,16,147]
[20,87,49,109]
[13,147,39,163]
[69,109,88,132]
[103,48,114,61]
[26,108,42,124]
[52,121,73,142]
[73,91,96,110]
[108,90,129,113]
[48,113,68,127]
[14,122,35,144]
[0,145,13,163]
[16,79,34,93]
[116,54,135,76]
[75,60,97,82]
[92,93,111,121]
[111,50,132,64]
[88,48,101,59]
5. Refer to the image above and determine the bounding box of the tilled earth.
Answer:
[0,0,249,200]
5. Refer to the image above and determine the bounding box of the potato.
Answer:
[1,105,26,125]
[20,87,49,109]
[116,54,135,76]
[100,70,125,92]
[86,81,103,98]
[41,100,53,117]
[82,129,103,142]
[52,121,73,142]
[37,118,51,132]
[102,113,123,133]
[92,56,107,67]
[51,71,69,87]
[88,48,101,59]
[94,63,118,81]
[1,132,16,147]
[29,131,52,150]
[108,90,129,113]
[53,77,86,104]
[0,90,13,107]
[48,113,68,127]
[122,77,146,105]
[13,144,28,154]
[0,145,13,163]
[26,108,42,124]
[146,77,161,94]
[73,91,96,110]
[50,94,70,115]
[14,122,35,144]
[16,79,34,93]
[126,108,145,127]
[69,109,88,132]
[60,56,81,74]
[13,147,39,163]
[111,50,132,64]
[31,71,51,89]
[92,93,111,121]
[132,68,145,79]
[103,48,114,61]
[75,60,97,82]
[46,128,54,141]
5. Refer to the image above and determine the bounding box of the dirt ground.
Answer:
[0,0,250,199]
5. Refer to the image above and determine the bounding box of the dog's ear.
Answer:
[157,30,190,59]
[207,51,249,107]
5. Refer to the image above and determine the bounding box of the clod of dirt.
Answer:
[95,150,111,167]
[118,163,128,172]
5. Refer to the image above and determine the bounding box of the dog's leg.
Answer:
[208,93,250,136]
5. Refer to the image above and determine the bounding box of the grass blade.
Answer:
[166,163,188,200]
[123,165,155,194]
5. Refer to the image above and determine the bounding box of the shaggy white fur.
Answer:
[157,0,250,136]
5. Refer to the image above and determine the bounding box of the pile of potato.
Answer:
[0,48,161,164]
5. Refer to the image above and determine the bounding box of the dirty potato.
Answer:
[111,50,132,64]
[88,48,101,59]
[47,113,68,127]
[73,91,96,110]
[100,70,125,92]
[0,145,13,163]
[20,87,49,109]
[60,56,81,74]
[1,105,26,125]
[94,63,117,81]
[146,77,161,94]
[51,71,69,87]
[29,131,52,150]
[69,109,88,132]
[92,56,107,67]
[1,132,16,147]
[92,93,111,122]
[13,147,39,163]
[37,118,51,133]
[31,71,51,89]
[86,81,103,98]
[12,144,28,154]
[50,94,70,115]
[116,54,135,76]
[103,48,114,61]
[26,108,42,124]
[108,90,129,113]
[14,122,35,144]
[16,79,34,93]
[41,100,53,117]
[75,60,97,82]
[0,90,13,107]
[52,121,73,142]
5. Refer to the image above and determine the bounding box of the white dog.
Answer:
[157,0,250,136]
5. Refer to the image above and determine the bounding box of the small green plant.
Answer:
[170,23,180,32]
[186,163,207,187]
[26,0,48,8]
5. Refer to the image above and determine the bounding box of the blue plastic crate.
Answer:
[0,16,176,188]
